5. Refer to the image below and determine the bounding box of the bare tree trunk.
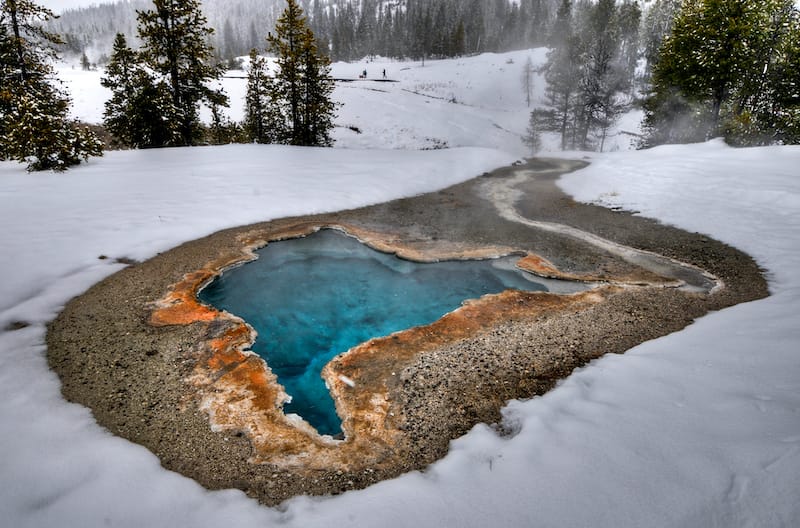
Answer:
[8,0,28,82]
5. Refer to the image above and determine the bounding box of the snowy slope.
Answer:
[61,49,636,155]
[1,51,798,528]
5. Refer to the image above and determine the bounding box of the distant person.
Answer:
[382,69,386,79]
[363,69,367,79]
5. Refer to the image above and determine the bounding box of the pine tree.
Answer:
[206,101,239,145]
[577,0,629,151]
[728,0,800,145]
[244,48,282,143]
[543,0,582,150]
[615,0,642,94]
[643,0,800,146]
[101,33,171,149]
[301,27,336,146]
[266,0,337,146]
[523,109,545,153]
[521,55,535,108]
[137,0,228,146]
[0,0,102,171]
[451,19,466,56]
[640,0,681,75]
[768,6,800,144]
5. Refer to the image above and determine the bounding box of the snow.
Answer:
[2,50,799,527]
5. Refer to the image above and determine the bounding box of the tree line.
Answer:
[49,0,564,66]
[49,0,287,68]
[526,0,642,152]
[309,0,561,63]
[525,0,800,152]
[4,0,800,171]
[1,0,102,170]
[642,0,800,147]
[1,0,336,170]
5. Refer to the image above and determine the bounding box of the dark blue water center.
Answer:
[199,229,551,436]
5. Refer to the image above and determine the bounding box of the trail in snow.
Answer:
[481,161,720,293]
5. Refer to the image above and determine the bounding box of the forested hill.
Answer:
[50,0,285,63]
[51,0,588,64]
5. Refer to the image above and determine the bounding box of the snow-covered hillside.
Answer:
[60,49,639,155]
[2,51,798,528]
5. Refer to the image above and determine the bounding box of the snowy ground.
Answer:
[2,51,799,527]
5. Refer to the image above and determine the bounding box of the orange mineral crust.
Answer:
[149,270,220,326]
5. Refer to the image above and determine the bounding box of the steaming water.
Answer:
[199,229,557,436]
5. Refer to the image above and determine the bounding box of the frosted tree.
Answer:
[543,0,582,150]
[244,48,282,143]
[642,0,800,146]
[266,0,337,146]
[523,109,545,154]
[521,55,535,108]
[137,0,228,146]
[101,33,171,148]
[0,0,102,171]
[640,0,682,76]
[576,0,631,151]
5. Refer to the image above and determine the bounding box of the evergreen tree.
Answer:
[101,33,171,149]
[244,48,281,143]
[576,0,629,151]
[299,27,336,146]
[206,101,239,145]
[640,0,682,75]
[451,19,466,56]
[137,0,228,146]
[0,0,101,171]
[523,109,546,153]
[221,18,238,61]
[643,0,800,146]
[728,0,800,145]
[543,0,582,149]
[266,0,337,146]
[615,0,642,93]
[521,55,535,108]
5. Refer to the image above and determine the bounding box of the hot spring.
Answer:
[199,229,571,436]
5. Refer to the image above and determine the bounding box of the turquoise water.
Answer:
[199,229,549,436]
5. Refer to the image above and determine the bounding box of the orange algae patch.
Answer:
[149,270,220,326]
[517,254,564,278]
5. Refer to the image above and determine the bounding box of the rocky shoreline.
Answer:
[46,158,767,505]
